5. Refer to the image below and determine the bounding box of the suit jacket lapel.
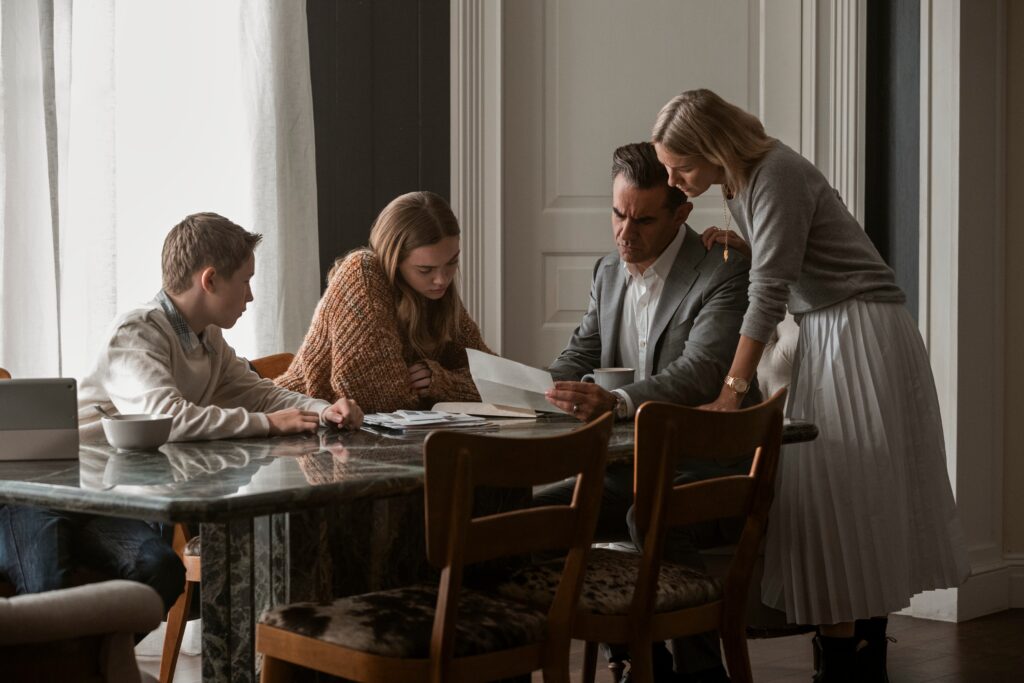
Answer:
[599,259,628,368]
[645,227,703,372]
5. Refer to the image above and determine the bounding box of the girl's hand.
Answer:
[700,226,751,259]
[408,362,433,396]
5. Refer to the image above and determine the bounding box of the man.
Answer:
[540,142,759,683]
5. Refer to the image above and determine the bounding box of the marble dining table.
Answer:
[0,415,816,683]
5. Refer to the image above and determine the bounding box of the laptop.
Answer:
[0,378,80,460]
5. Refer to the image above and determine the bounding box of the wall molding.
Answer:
[911,0,1008,622]
[798,0,866,221]
[450,0,503,352]
[1006,553,1024,608]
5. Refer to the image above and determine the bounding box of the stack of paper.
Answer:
[432,402,537,418]
[362,410,490,433]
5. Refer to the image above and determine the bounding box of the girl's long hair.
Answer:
[345,191,462,359]
[652,88,775,194]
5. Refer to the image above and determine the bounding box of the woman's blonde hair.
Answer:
[651,89,775,193]
[346,191,462,359]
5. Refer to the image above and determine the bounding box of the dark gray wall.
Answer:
[865,0,920,317]
[306,0,450,287]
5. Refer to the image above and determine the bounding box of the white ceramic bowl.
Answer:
[101,414,173,451]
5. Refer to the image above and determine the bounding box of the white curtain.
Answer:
[0,0,321,380]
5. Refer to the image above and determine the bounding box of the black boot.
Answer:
[854,617,892,682]
[811,635,856,683]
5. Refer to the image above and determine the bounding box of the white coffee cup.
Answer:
[581,367,635,391]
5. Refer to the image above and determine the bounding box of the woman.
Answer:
[651,89,968,681]
[276,191,491,413]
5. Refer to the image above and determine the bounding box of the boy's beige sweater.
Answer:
[78,300,330,443]
[275,250,491,414]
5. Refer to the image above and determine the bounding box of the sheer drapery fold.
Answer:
[0,0,320,379]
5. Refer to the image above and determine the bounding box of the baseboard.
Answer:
[903,562,1013,622]
[1007,553,1024,608]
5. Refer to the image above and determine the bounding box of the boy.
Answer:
[0,212,362,614]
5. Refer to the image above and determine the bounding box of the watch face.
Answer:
[728,376,749,393]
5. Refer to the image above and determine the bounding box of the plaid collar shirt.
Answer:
[155,290,211,354]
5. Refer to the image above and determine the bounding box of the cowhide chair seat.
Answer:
[259,583,548,659]
[493,547,721,616]
[183,536,201,556]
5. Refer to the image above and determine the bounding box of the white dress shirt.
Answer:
[613,226,687,417]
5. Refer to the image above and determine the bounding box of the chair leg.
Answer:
[159,580,194,683]
[260,655,295,683]
[581,641,599,683]
[720,626,753,683]
[627,639,653,683]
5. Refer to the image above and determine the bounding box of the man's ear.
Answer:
[198,267,217,293]
[674,201,694,226]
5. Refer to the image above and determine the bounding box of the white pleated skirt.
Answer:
[761,298,970,625]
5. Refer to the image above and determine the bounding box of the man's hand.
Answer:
[408,362,432,397]
[545,381,618,422]
[322,398,364,431]
[267,408,321,435]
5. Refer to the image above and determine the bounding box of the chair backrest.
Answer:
[0,368,10,380]
[630,389,787,619]
[250,353,294,380]
[422,413,612,674]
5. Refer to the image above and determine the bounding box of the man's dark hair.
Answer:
[611,142,687,211]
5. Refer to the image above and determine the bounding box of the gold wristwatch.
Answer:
[724,375,750,396]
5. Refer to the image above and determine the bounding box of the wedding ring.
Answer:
[572,403,579,414]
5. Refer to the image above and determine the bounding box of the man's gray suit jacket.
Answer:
[549,226,759,409]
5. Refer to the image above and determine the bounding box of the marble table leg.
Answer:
[199,516,288,683]
[200,519,256,683]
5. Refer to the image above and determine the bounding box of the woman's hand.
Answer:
[408,362,433,396]
[699,387,744,412]
[701,226,751,259]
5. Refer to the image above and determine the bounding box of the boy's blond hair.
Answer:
[161,213,263,294]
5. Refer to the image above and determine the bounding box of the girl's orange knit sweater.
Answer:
[275,249,492,414]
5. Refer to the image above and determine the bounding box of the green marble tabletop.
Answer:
[0,416,816,524]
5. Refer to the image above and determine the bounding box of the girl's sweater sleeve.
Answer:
[422,305,493,403]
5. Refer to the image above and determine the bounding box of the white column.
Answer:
[450,0,503,352]
[911,0,1008,622]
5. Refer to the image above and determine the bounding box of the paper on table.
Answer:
[432,402,537,418]
[466,349,567,414]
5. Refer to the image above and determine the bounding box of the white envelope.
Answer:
[466,349,568,414]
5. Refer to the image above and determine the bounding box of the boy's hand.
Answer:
[267,409,321,435]
[322,398,363,431]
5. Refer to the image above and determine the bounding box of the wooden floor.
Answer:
[138,610,1024,683]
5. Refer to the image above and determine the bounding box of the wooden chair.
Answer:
[159,352,294,683]
[249,353,295,381]
[495,390,787,683]
[0,367,10,380]
[256,413,614,682]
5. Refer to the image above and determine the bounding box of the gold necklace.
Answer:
[721,188,733,262]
